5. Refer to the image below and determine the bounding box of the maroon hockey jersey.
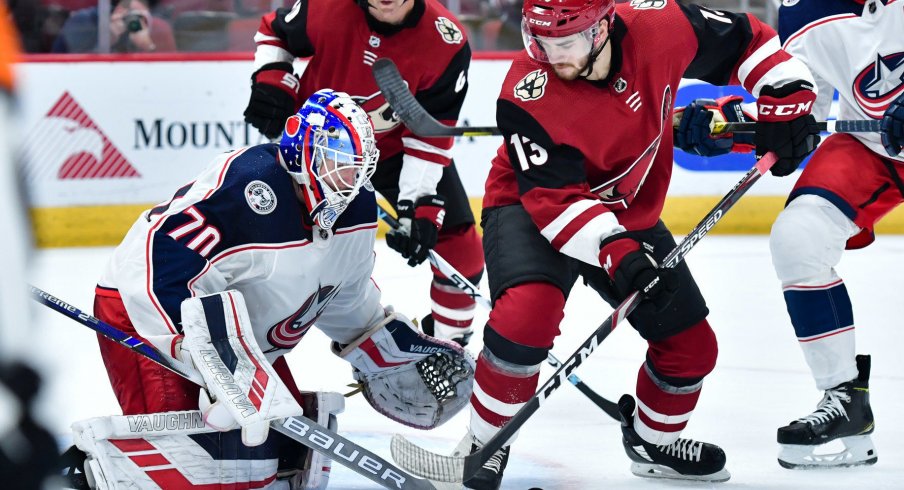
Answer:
[484,1,813,268]
[254,0,470,168]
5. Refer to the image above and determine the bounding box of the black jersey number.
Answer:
[510,133,548,171]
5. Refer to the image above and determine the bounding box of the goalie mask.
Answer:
[521,0,614,74]
[280,89,379,231]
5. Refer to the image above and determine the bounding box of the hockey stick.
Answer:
[712,119,880,135]
[389,153,779,483]
[372,58,501,138]
[29,285,438,490]
[376,203,621,420]
[372,58,879,139]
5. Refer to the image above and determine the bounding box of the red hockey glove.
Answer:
[674,95,755,157]
[755,81,821,177]
[386,195,446,267]
[599,234,678,311]
[243,62,300,140]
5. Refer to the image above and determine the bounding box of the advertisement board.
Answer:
[16,56,904,246]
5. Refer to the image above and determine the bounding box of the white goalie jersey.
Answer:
[97,144,386,361]
[779,0,904,162]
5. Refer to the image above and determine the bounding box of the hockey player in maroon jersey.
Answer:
[243,0,484,346]
[462,0,820,488]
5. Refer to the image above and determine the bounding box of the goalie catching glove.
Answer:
[334,308,475,429]
[180,290,303,447]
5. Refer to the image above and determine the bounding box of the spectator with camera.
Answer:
[52,0,175,53]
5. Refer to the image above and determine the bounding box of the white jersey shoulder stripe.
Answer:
[782,13,859,49]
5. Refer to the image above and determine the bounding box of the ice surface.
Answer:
[28,236,904,489]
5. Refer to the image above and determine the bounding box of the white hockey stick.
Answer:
[389,153,779,483]
[30,285,438,490]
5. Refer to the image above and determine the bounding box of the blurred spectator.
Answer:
[9,0,68,53]
[52,0,176,53]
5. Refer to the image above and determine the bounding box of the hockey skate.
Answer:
[618,394,730,482]
[462,435,510,490]
[777,354,877,469]
[420,313,473,347]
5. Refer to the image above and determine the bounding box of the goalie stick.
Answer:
[389,153,779,483]
[29,285,439,490]
[372,57,879,138]
[376,203,620,421]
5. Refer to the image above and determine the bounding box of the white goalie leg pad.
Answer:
[71,410,283,489]
[335,309,475,429]
[181,290,302,447]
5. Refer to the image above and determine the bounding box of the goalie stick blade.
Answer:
[391,434,465,483]
[372,58,501,138]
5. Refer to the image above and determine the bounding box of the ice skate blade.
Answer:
[630,462,731,482]
[778,435,877,469]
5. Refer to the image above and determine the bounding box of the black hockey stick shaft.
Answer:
[715,119,880,134]
[372,59,879,139]
[29,285,437,490]
[461,153,779,480]
[376,203,620,419]
[372,58,501,138]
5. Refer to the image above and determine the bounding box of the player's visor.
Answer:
[522,20,599,64]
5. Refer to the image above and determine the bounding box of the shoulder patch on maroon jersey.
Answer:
[629,0,667,10]
[435,17,463,44]
[514,69,548,102]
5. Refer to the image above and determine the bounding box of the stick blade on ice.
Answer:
[391,434,465,483]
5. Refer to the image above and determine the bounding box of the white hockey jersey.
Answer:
[98,144,385,362]
[779,0,904,162]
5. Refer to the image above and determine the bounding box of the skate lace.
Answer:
[798,387,850,425]
[658,438,703,462]
[482,447,508,474]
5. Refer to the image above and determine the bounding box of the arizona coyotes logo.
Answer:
[514,69,547,102]
[23,92,139,181]
[351,90,401,133]
[435,17,462,44]
[592,86,671,210]
[266,285,341,352]
[853,52,904,119]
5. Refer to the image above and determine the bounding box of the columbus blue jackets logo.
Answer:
[514,70,547,102]
[245,181,277,215]
[853,52,904,119]
[266,285,341,352]
[435,17,463,44]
